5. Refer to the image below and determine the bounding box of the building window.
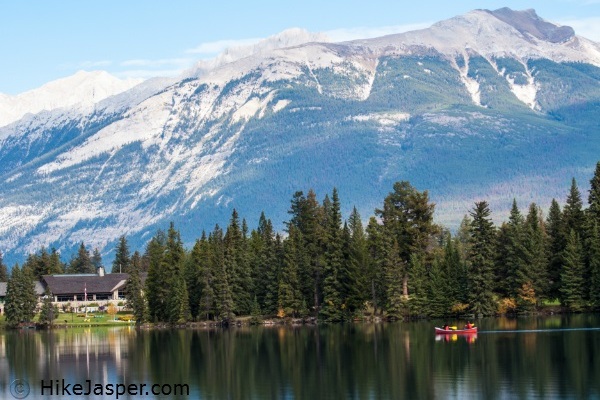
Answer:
[56,295,73,302]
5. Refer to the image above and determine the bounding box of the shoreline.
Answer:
[0,305,580,330]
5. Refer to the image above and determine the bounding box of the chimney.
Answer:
[97,267,105,277]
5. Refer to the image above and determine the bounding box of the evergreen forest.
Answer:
[3,162,600,325]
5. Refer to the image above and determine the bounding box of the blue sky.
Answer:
[1,0,599,94]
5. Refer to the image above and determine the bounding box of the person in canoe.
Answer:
[464,321,473,329]
[443,324,450,330]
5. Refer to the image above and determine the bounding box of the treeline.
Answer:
[2,162,600,324]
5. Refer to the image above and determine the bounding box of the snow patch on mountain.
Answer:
[453,53,482,106]
[272,99,291,113]
[231,91,276,123]
[350,112,410,125]
[506,63,539,110]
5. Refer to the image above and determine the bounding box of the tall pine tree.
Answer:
[467,201,497,316]
[112,236,131,273]
[4,264,38,327]
[523,203,548,304]
[563,178,585,240]
[376,181,436,298]
[278,225,304,317]
[320,188,344,322]
[588,222,600,310]
[145,230,167,322]
[588,162,600,226]
[546,199,564,300]
[126,258,147,324]
[560,230,586,311]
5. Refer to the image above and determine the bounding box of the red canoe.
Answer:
[435,327,478,334]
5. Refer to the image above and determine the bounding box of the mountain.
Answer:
[0,71,142,128]
[1,8,600,264]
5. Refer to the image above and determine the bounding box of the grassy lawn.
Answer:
[1,311,134,328]
[49,311,135,326]
[542,299,561,306]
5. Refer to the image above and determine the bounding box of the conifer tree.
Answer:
[524,203,548,304]
[250,295,262,323]
[466,201,497,316]
[428,258,450,317]
[193,233,216,320]
[563,178,585,240]
[211,225,234,321]
[91,248,103,271]
[343,207,368,317]
[384,238,404,319]
[278,225,304,317]
[145,230,167,322]
[0,251,7,282]
[112,235,131,273]
[366,216,386,316]
[546,199,564,300]
[376,181,436,297]
[320,188,344,322]
[168,275,191,323]
[584,163,600,301]
[162,222,188,323]
[588,222,600,310]
[5,264,37,327]
[560,230,586,311]
[407,253,428,316]
[39,288,57,326]
[126,257,147,324]
[287,190,326,312]
[502,200,528,297]
[49,248,64,274]
[442,236,468,306]
[225,209,253,315]
[36,247,52,279]
[68,242,95,274]
[588,162,600,226]
[252,213,279,315]
[456,215,472,262]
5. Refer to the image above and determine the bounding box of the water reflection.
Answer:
[0,315,598,399]
[435,333,477,344]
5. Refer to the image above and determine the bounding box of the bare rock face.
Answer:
[488,7,575,43]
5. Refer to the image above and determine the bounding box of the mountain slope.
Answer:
[1,8,599,263]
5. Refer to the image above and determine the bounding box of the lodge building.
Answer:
[0,267,144,314]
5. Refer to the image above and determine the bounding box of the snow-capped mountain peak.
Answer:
[354,8,600,67]
[0,70,143,128]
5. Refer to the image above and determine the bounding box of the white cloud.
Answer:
[185,38,263,56]
[121,58,193,67]
[324,22,432,42]
[113,68,184,80]
[558,17,600,41]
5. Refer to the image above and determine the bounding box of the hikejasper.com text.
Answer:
[41,379,190,398]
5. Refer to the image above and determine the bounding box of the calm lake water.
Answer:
[1,315,599,399]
